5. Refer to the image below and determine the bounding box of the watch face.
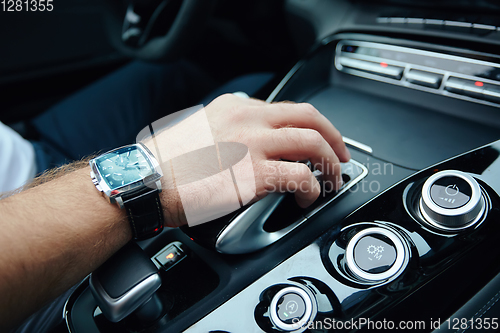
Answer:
[96,145,154,191]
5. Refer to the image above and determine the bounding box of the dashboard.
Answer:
[64,1,500,332]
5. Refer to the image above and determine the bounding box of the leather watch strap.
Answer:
[121,187,164,240]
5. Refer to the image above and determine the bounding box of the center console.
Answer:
[181,141,500,333]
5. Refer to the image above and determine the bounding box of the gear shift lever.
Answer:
[89,242,163,323]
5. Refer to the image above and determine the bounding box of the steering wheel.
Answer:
[105,0,216,62]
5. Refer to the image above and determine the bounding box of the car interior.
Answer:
[2,0,500,332]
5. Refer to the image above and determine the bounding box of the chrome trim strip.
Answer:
[376,17,498,32]
[215,193,301,254]
[266,61,304,103]
[390,17,406,24]
[419,195,486,232]
[64,276,92,333]
[472,23,496,30]
[444,21,472,28]
[305,159,368,218]
[407,18,424,24]
[425,19,444,25]
[343,136,373,154]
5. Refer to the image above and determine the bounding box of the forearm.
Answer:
[0,166,131,331]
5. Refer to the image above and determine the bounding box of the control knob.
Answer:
[419,170,485,230]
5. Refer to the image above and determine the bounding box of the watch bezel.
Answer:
[90,143,163,205]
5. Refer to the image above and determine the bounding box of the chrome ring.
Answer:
[420,170,484,229]
[269,286,313,331]
[345,227,407,282]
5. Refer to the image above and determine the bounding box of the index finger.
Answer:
[263,102,351,162]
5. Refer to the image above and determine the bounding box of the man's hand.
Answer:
[146,94,350,227]
[0,94,349,330]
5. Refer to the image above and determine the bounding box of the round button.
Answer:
[345,227,407,282]
[276,293,306,324]
[420,170,485,230]
[270,286,314,331]
[430,176,472,209]
[354,234,397,274]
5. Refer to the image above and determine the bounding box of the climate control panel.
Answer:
[335,40,500,107]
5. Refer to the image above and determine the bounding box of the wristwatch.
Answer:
[89,143,164,240]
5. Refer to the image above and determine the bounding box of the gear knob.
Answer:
[89,242,162,323]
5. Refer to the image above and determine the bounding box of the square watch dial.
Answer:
[95,145,154,191]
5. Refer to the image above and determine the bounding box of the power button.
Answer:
[420,170,485,230]
[430,176,472,209]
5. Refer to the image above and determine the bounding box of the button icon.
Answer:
[275,291,308,325]
[438,196,456,204]
[286,300,299,315]
[353,235,397,274]
[430,176,472,209]
[366,245,384,260]
[271,287,313,331]
[445,184,459,196]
